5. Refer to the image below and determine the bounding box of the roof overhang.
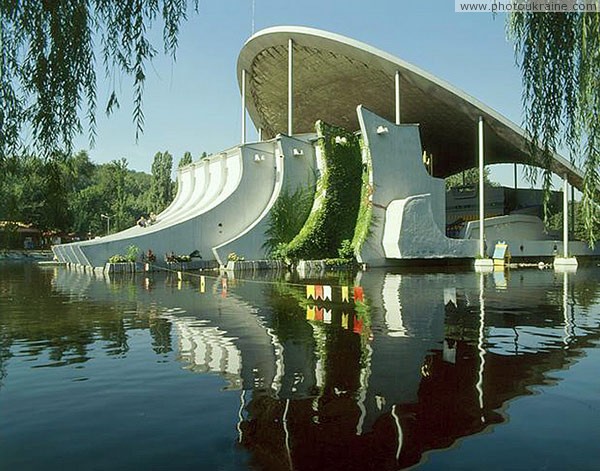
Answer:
[238,26,583,188]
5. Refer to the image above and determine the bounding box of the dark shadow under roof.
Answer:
[238,26,583,188]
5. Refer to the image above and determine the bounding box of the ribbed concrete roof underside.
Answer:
[238,26,583,188]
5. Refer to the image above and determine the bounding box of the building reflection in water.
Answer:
[227,268,597,470]
[47,266,600,470]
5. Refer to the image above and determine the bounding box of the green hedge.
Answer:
[286,121,363,260]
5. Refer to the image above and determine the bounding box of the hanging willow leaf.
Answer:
[508,11,600,246]
[0,0,198,161]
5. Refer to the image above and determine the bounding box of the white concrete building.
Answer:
[53,26,599,269]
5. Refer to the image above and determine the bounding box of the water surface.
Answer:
[1,263,599,470]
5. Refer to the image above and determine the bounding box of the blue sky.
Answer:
[77,1,532,186]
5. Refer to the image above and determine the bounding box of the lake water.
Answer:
[1,262,599,470]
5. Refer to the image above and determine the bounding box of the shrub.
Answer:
[126,245,140,262]
[108,254,128,263]
[337,239,354,260]
[227,252,244,262]
[264,184,314,256]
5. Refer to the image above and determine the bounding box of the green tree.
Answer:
[69,157,152,235]
[108,158,131,232]
[509,12,600,245]
[0,1,198,161]
[149,151,174,213]
[70,184,110,235]
[3,156,45,226]
[547,201,600,242]
[42,158,72,231]
[0,150,155,240]
[0,154,62,231]
[179,151,193,168]
[445,167,492,190]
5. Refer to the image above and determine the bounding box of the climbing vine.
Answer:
[286,121,363,260]
[350,137,374,257]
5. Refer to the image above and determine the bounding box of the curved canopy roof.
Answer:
[238,26,583,188]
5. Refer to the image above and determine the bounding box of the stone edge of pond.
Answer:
[0,250,53,261]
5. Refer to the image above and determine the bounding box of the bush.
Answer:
[264,185,314,256]
[126,245,140,262]
[337,239,354,260]
[227,252,244,262]
[165,253,190,263]
[108,254,128,263]
[269,243,289,261]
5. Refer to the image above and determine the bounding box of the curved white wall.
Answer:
[53,142,281,268]
[356,106,476,265]
[213,136,317,264]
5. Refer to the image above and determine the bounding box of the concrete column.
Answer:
[563,175,569,257]
[478,116,485,258]
[288,38,293,136]
[571,184,575,239]
[514,163,518,189]
[395,70,401,125]
[241,68,247,145]
[554,175,578,270]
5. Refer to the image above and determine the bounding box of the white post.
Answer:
[571,185,575,239]
[288,38,293,136]
[563,175,569,257]
[478,116,485,258]
[554,174,577,269]
[258,128,262,141]
[241,68,246,145]
[395,70,401,125]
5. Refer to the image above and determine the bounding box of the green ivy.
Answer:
[350,137,374,256]
[286,121,363,260]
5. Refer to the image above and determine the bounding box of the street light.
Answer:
[100,214,111,236]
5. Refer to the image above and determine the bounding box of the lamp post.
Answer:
[101,214,111,236]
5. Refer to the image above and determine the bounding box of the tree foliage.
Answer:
[178,151,193,168]
[149,151,173,213]
[508,12,600,245]
[0,0,198,161]
[546,201,600,242]
[0,150,163,244]
[445,167,493,189]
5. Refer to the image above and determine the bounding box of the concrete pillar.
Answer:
[395,70,401,125]
[554,174,578,270]
[478,116,485,258]
[563,175,569,257]
[474,117,493,270]
[514,163,518,189]
[241,68,247,145]
[288,38,293,136]
[570,184,575,239]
